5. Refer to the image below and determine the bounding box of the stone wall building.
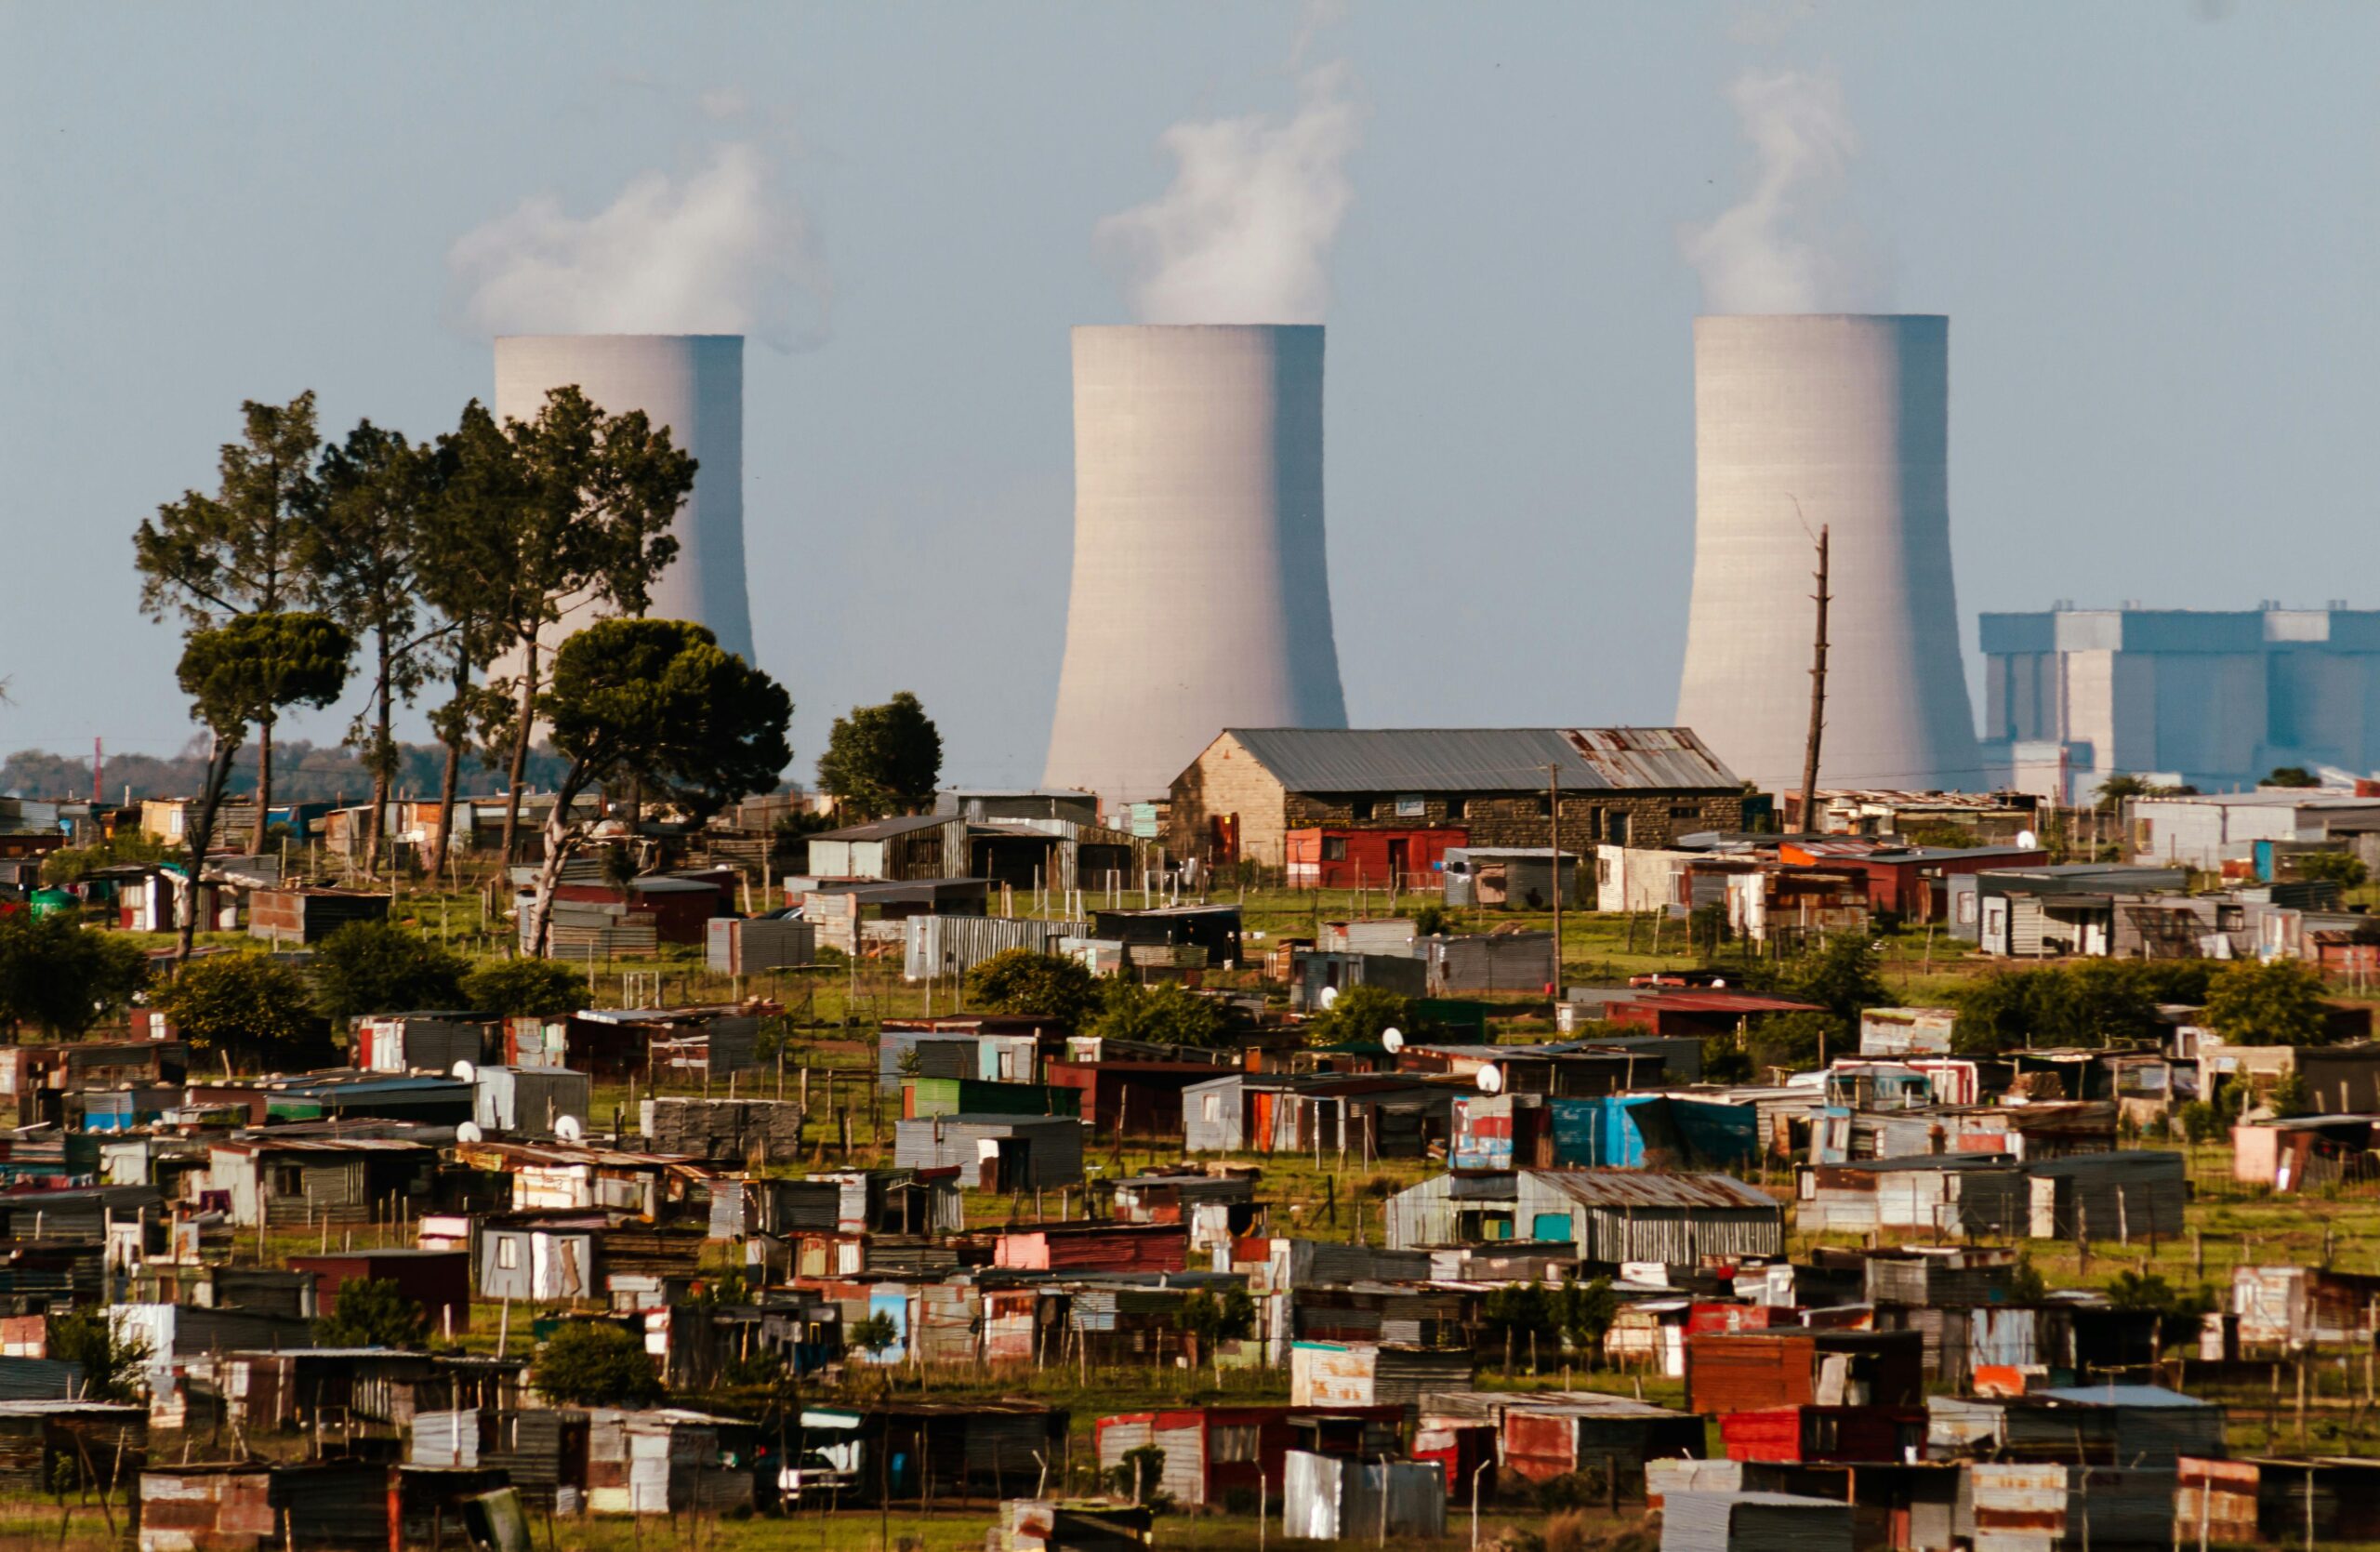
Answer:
[1168,728,1756,871]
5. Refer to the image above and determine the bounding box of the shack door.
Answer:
[1386,838,1410,884]
[1210,814,1240,867]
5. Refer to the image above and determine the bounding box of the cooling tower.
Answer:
[492,334,754,664]
[1676,314,1984,795]
[1043,325,1349,806]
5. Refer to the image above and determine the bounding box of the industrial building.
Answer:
[1675,314,1985,794]
[493,334,754,664]
[1042,325,1349,811]
[1168,726,1752,872]
[1979,604,2380,801]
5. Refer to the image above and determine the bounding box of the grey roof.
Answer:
[1221,727,1740,794]
[811,815,950,842]
[2037,1385,2210,1409]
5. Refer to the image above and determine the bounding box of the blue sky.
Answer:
[4,2,2375,788]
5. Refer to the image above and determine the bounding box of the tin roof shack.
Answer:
[1461,1390,1707,1490]
[2229,1264,2380,1348]
[248,886,390,946]
[1782,842,2051,924]
[903,915,1092,982]
[207,1137,434,1227]
[1960,1463,2179,1552]
[190,1072,473,1126]
[1852,1246,2016,1309]
[1442,847,1584,909]
[287,1248,469,1335]
[1717,1405,1926,1465]
[2177,1455,2380,1545]
[1282,1451,1446,1541]
[1659,1491,1855,1552]
[351,1013,496,1074]
[1858,1008,1957,1058]
[2229,1115,2380,1193]
[476,1214,604,1303]
[578,1406,757,1515]
[1927,1386,2223,1466]
[642,1095,811,1161]
[1094,1404,1402,1508]
[706,914,815,976]
[894,1114,1085,1190]
[1527,1168,1783,1267]
[1285,826,1467,891]
[1090,904,1243,971]
[1044,1060,1220,1141]
[576,1005,764,1081]
[1969,864,2191,957]
[456,1140,712,1220]
[470,1066,592,1137]
[879,1015,1072,1094]
[1400,1041,1667,1098]
[1423,931,1555,993]
[1687,1332,1925,1414]
[993,1222,1187,1275]
[220,1347,442,1431]
[1795,1157,2026,1238]
[804,814,963,880]
[902,1077,1081,1121]
[0,1039,190,1112]
[1288,1341,1476,1419]
[0,1399,144,1493]
[1289,947,1429,1012]
[2023,1151,2186,1243]
[138,1459,391,1552]
[989,1500,1155,1552]
[1548,1094,1760,1172]
[805,1399,1064,1506]
[1589,989,1828,1043]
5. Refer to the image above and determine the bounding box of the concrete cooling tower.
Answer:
[1675,314,1984,796]
[493,334,754,664]
[1043,325,1349,806]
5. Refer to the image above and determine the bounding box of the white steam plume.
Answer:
[1681,69,1891,314]
[450,142,828,349]
[1097,65,1362,325]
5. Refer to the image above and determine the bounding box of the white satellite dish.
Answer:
[451,1061,477,1085]
[1475,1066,1504,1094]
[555,1114,585,1143]
[1711,978,1727,989]
[1382,1028,1404,1053]
[1317,986,1340,1010]
[2016,829,2039,849]
[455,1121,485,1144]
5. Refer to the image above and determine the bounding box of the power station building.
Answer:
[1979,604,2380,802]
[1042,325,1349,813]
[1675,314,1985,796]
[492,334,755,664]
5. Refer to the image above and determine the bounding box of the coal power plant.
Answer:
[1043,325,1349,806]
[493,334,755,664]
[1675,313,1984,796]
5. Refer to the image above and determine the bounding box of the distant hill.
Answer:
[1,740,574,803]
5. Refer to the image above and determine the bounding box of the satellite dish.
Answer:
[555,1114,585,1143]
[451,1061,477,1085]
[455,1121,485,1144]
[1317,986,1341,1010]
[1475,1066,1504,1095]
[1381,1028,1404,1053]
[2016,829,2039,849]
[1711,978,1727,989]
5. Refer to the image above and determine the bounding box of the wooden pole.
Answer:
[1798,522,1831,832]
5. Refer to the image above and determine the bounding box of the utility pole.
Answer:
[1547,762,1562,991]
[1798,524,1831,835]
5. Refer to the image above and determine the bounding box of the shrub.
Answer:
[310,922,468,1022]
[314,1278,429,1348]
[462,958,589,1019]
[963,948,1101,1026]
[1406,903,1452,938]
[46,1310,149,1404]
[1304,982,1411,1047]
[0,913,150,1036]
[532,1320,663,1407]
[2204,959,2331,1046]
[2176,1100,2224,1144]
[2294,850,2369,890]
[1090,979,1230,1049]
[152,953,321,1065]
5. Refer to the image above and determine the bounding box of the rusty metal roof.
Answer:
[1525,1168,1777,1210]
[1221,728,1740,793]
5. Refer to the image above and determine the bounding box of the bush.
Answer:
[310,921,468,1023]
[963,948,1101,1026]
[2204,959,2331,1046]
[2176,1100,2224,1144]
[1953,961,2215,1055]
[46,1310,149,1404]
[532,1320,663,1407]
[314,1278,429,1348]
[2294,850,2370,890]
[1406,903,1452,937]
[0,914,150,1036]
[1090,979,1231,1049]
[152,953,321,1065]
[1304,982,1411,1047]
[462,958,589,1019]
[847,1312,898,1358]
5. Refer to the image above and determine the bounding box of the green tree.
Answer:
[846,1312,899,1360]
[41,831,174,888]
[306,420,445,875]
[521,619,792,956]
[152,952,320,1066]
[1178,1287,1256,1373]
[1549,1277,1620,1358]
[2096,773,2151,810]
[46,1310,151,1405]
[2266,766,2321,789]
[2008,1254,2049,1303]
[463,959,590,1019]
[314,1278,430,1348]
[532,1320,664,1407]
[311,922,469,1024]
[1406,903,1452,938]
[2267,1069,2312,1119]
[2203,959,2330,1046]
[2294,851,2369,890]
[135,392,325,851]
[814,692,942,819]
[172,610,353,960]
[1090,979,1231,1049]
[417,391,695,863]
[0,915,150,1036]
[1784,934,1888,1028]
[1304,982,1412,1047]
[964,948,1102,1026]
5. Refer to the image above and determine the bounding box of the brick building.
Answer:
[1168,727,1754,871]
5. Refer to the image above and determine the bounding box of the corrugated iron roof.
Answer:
[1525,1168,1776,1210]
[1221,728,1739,794]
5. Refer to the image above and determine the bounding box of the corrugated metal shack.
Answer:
[892,1114,1084,1189]
[853,1400,1066,1505]
[2178,1455,2380,1544]
[1960,1463,2177,1552]
[1288,1343,1475,1418]
[1794,1157,2025,1238]
[1477,1391,1708,1489]
[903,915,1091,982]
[583,1407,756,1515]
[1686,1332,1925,1414]
[248,886,390,946]
[1282,1451,1446,1541]
[1424,932,1555,992]
[352,1014,496,1074]
[473,1066,591,1135]
[0,1399,143,1492]
[902,1078,1080,1121]
[2023,1152,2187,1242]
[705,915,814,975]
[1928,1386,2223,1465]
[1659,1490,1855,1552]
[139,1460,390,1552]
[1093,1405,1401,1507]
[1504,1169,1784,1266]
[641,1096,808,1161]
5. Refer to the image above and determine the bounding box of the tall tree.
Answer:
[815,691,942,818]
[417,392,694,865]
[135,393,324,850]
[521,618,790,956]
[173,611,352,960]
[307,420,446,875]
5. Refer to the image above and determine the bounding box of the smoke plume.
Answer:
[1681,69,1891,313]
[450,142,828,349]
[1097,65,1362,325]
